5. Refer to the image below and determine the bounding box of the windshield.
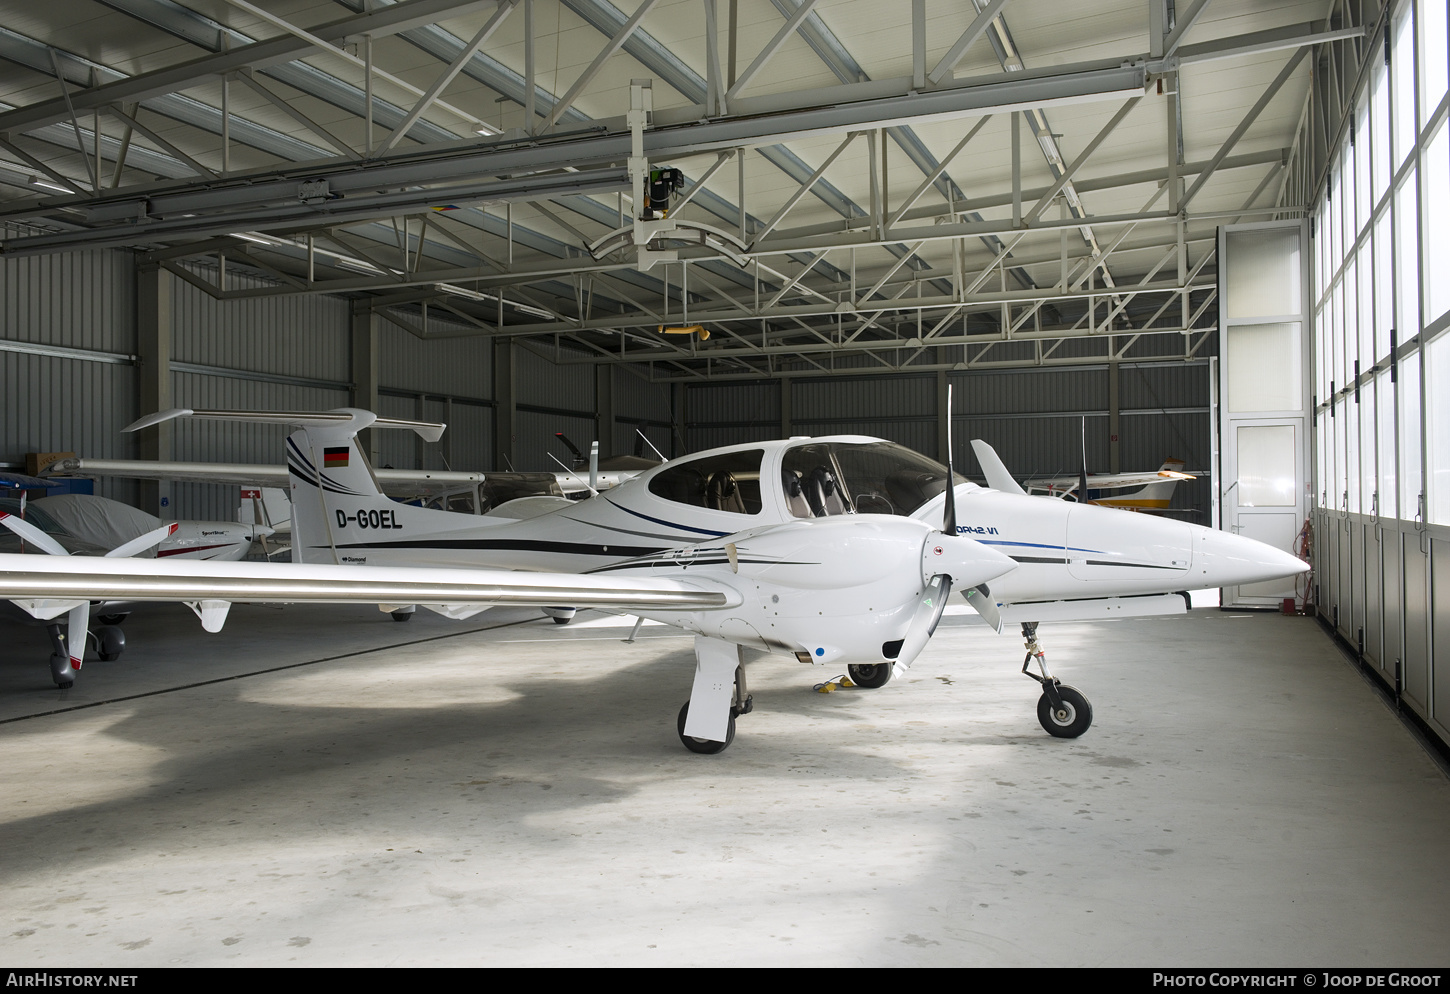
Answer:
[780,441,962,518]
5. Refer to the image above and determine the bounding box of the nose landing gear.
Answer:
[1020,622,1093,738]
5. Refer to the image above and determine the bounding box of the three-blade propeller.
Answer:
[892,385,970,671]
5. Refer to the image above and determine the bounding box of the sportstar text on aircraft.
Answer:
[0,408,1305,753]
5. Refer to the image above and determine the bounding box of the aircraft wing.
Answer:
[1027,471,1165,491]
[0,552,739,628]
[0,554,737,612]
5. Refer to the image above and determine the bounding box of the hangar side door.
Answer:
[1218,221,1310,608]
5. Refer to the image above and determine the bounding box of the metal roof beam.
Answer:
[928,0,1013,86]
[0,0,501,136]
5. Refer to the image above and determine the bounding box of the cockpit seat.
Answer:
[806,466,848,517]
[706,471,745,513]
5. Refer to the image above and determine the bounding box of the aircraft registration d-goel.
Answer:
[0,407,1306,753]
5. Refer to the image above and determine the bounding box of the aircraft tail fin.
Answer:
[970,440,1027,496]
[126,408,446,564]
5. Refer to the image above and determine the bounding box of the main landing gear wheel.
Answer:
[1037,685,1092,738]
[93,626,125,662]
[677,701,735,754]
[390,610,413,622]
[847,663,893,689]
[97,613,128,626]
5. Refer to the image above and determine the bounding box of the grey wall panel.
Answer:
[1433,539,1450,737]
[615,370,673,423]
[1118,413,1211,471]
[1404,541,1429,717]
[687,425,780,453]
[953,368,1108,415]
[1121,363,1209,409]
[516,345,593,413]
[172,266,350,381]
[1364,527,1382,669]
[795,419,935,454]
[687,382,779,425]
[440,401,492,473]
[169,370,349,521]
[0,350,139,505]
[375,393,422,470]
[793,375,934,421]
[377,323,492,398]
[1382,533,1402,684]
[0,240,136,353]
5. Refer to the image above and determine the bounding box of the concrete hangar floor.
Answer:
[0,601,1447,968]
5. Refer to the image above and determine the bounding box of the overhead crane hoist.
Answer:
[586,79,749,273]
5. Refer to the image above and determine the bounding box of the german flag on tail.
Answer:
[323,446,350,468]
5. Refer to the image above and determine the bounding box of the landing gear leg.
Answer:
[1020,622,1092,738]
[677,636,752,754]
[46,623,76,689]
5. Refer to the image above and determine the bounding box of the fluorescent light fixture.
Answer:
[432,282,554,319]
[28,176,69,194]
[433,281,489,301]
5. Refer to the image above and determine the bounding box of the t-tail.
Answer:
[125,408,447,564]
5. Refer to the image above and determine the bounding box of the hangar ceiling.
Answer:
[0,0,1353,381]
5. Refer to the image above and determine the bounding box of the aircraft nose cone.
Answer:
[1192,526,1309,588]
[924,534,1017,589]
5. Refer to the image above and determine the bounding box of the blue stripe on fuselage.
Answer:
[605,499,730,537]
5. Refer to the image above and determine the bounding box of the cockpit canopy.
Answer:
[644,440,964,519]
[781,441,961,518]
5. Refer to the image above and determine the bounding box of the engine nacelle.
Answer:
[626,516,1016,666]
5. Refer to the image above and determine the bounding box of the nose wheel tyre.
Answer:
[1037,685,1092,738]
[677,701,735,754]
[847,663,892,689]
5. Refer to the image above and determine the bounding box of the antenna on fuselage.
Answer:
[637,428,666,462]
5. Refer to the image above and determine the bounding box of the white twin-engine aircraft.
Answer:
[0,408,1306,753]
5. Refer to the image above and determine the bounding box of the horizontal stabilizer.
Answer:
[124,408,446,442]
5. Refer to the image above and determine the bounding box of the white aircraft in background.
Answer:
[0,407,1306,753]
[982,451,1197,513]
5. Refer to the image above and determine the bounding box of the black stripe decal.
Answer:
[1010,555,1182,570]
[328,538,668,557]
[586,557,817,574]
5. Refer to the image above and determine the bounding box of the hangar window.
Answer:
[648,450,764,515]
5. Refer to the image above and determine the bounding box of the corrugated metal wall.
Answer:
[1,234,140,504]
